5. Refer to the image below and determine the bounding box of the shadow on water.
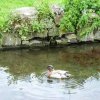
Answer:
[0,43,100,100]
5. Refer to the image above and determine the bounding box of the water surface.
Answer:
[0,43,100,100]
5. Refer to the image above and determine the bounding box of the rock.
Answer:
[51,4,64,16]
[59,33,78,44]
[51,4,64,25]
[12,7,38,19]
[2,34,21,46]
[94,29,100,41]
[29,40,50,47]
[56,39,62,44]
[67,33,78,43]
[40,18,56,37]
[90,13,99,18]
[9,7,39,45]
[22,40,30,45]
[80,32,94,42]
[29,40,43,47]
[61,39,68,45]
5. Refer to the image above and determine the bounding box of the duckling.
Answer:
[47,65,71,79]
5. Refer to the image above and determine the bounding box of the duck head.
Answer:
[47,65,54,72]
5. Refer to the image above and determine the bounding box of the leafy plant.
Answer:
[0,0,99,42]
[61,0,100,38]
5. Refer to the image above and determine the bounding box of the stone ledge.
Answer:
[0,41,99,51]
[0,45,30,51]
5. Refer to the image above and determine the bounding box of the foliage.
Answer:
[2,2,56,39]
[0,0,99,40]
[36,2,56,36]
[2,17,43,39]
[60,0,100,37]
[37,2,52,21]
[0,0,62,39]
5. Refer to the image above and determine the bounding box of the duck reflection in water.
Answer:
[47,65,71,79]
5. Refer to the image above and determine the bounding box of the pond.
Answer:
[0,43,100,100]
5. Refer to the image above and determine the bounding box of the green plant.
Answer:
[60,0,100,38]
[0,0,99,42]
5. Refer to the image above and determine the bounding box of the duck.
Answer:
[46,65,71,79]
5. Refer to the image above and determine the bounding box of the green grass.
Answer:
[0,0,63,28]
